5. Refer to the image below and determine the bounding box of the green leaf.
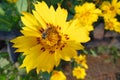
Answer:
[90,49,97,57]
[16,0,28,13]
[0,16,13,31]
[0,58,9,68]
[41,72,51,80]
[0,6,5,15]
[0,74,6,80]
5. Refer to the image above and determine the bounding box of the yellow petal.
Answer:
[21,27,41,37]
[32,10,47,29]
[11,36,38,52]
[72,66,86,79]
[50,71,66,80]
[56,6,68,31]
[60,45,77,61]
[49,6,56,25]
[20,44,43,73]
[36,51,55,73]
[21,12,39,30]
[34,1,52,24]
[54,50,61,66]
[66,41,84,50]
[65,20,90,42]
[112,0,117,5]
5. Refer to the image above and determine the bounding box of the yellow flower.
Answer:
[72,66,86,79]
[101,0,120,18]
[74,2,101,31]
[11,1,90,73]
[74,55,88,69]
[104,18,120,33]
[7,0,17,3]
[50,71,66,80]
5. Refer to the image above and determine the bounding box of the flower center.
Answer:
[110,6,114,11]
[42,24,61,47]
[37,24,68,54]
[106,21,114,30]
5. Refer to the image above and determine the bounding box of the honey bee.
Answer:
[42,27,52,39]
[42,31,47,39]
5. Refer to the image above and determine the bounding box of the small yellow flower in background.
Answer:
[74,55,88,69]
[50,71,66,80]
[7,0,17,3]
[104,18,120,33]
[11,1,90,73]
[72,66,86,79]
[74,2,101,31]
[101,0,120,33]
[100,0,120,19]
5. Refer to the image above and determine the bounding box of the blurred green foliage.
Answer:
[0,2,19,31]
[0,52,52,80]
[83,46,120,62]
[1,46,120,79]
[0,0,120,80]
[0,0,113,32]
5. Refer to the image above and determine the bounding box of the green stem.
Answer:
[0,18,11,25]
[60,0,64,4]
[27,0,31,13]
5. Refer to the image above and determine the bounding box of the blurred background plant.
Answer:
[0,0,120,80]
